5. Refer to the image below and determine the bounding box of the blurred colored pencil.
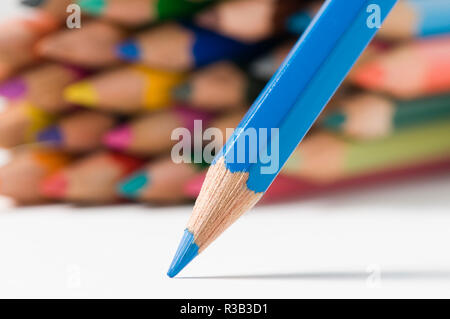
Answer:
[37,20,126,68]
[0,63,86,113]
[21,0,75,20]
[0,147,71,204]
[116,22,267,71]
[378,0,450,40]
[119,156,208,204]
[64,65,184,113]
[0,12,59,80]
[186,156,450,204]
[350,36,450,99]
[78,0,213,27]
[172,61,266,110]
[103,106,213,155]
[321,93,450,140]
[41,152,143,203]
[37,110,117,152]
[0,102,55,148]
[196,0,305,42]
[284,120,450,183]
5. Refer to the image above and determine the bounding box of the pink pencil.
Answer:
[103,105,213,155]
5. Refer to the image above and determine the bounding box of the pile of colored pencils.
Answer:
[0,0,449,206]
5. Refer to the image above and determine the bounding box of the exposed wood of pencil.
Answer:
[376,1,416,40]
[130,23,195,71]
[49,111,116,152]
[178,62,251,109]
[36,21,125,68]
[187,157,262,252]
[0,12,59,80]
[3,63,83,112]
[196,0,303,42]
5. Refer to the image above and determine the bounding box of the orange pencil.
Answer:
[350,36,450,99]
[0,11,59,80]
[41,152,143,203]
[0,147,71,204]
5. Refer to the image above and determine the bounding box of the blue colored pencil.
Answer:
[116,22,268,71]
[289,0,450,40]
[167,0,398,278]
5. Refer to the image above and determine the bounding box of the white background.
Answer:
[0,0,450,298]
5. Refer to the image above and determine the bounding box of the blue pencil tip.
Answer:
[167,229,199,278]
[37,126,62,145]
[116,41,140,61]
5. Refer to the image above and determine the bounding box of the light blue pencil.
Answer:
[289,0,450,40]
[167,0,398,278]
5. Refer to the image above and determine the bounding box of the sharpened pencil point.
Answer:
[41,172,67,199]
[0,78,26,100]
[167,229,199,278]
[116,41,141,61]
[103,126,132,150]
[37,125,63,145]
[118,171,149,199]
[64,82,98,107]
[77,0,106,15]
[351,63,385,89]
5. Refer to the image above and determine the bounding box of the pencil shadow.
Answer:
[179,270,450,281]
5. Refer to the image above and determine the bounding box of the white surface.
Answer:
[1,0,450,299]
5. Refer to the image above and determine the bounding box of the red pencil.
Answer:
[185,157,450,204]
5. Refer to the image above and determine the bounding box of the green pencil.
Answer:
[284,119,450,183]
[321,93,450,140]
[78,0,214,26]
